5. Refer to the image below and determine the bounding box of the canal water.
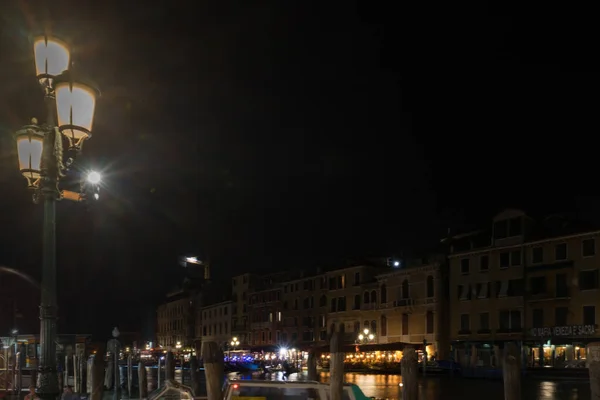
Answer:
[136,367,592,399]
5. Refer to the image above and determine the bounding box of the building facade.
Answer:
[248,287,283,347]
[524,227,600,366]
[231,273,258,347]
[281,273,328,347]
[200,301,233,349]
[324,266,384,344]
[377,258,449,359]
[156,290,193,348]
[448,209,600,368]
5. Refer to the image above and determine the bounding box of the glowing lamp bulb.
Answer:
[87,171,101,184]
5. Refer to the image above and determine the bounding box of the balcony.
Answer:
[527,290,570,302]
[360,303,378,311]
[414,297,437,306]
[393,299,414,307]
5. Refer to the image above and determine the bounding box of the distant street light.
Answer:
[229,337,240,359]
[12,34,100,400]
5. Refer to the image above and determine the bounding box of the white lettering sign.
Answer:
[530,325,596,337]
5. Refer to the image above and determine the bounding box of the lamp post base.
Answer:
[37,366,59,400]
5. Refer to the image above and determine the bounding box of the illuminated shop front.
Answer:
[525,324,597,368]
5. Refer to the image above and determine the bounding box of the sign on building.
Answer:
[530,325,597,337]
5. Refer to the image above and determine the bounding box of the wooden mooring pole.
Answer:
[586,342,600,399]
[503,342,521,400]
[138,361,148,399]
[127,354,133,398]
[400,347,418,400]
[202,341,224,400]
[190,354,201,396]
[165,350,175,381]
[329,332,344,400]
[91,350,105,400]
[307,348,318,381]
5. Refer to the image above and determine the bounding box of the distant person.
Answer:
[61,386,80,400]
[24,386,39,400]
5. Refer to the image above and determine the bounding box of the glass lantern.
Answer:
[14,125,45,188]
[33,35,70,86]
[54,77,99,149]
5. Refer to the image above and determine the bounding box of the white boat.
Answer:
[223,379,373,400]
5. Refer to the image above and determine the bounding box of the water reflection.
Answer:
[132,367,591,400]
[318,372,590,400]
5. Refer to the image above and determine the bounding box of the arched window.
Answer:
[427,275,434,298]
[370,290,377,304]
[381,315,387,336]
[330,323,336,334]
[381,284,387,303]
[354,294,361,310]
[364,320,370,329]
[370,320,377,334]
[319,295,327,307]
[426,311,434,334]
[339,323,345,333]
[354,321,360,333]
[364,291,370,304]
[402,279,410,299]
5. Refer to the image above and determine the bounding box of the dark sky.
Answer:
[0,2,597,339]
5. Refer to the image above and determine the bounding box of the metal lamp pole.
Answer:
[13,35,100,400]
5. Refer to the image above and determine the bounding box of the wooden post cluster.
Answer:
[202,341,224,400]
[503,342,521,400]
[329,332,344,400]
[138,361,148,399]
[400,347,418,400]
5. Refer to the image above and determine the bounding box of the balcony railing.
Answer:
[394,299,414,307]
[527,290,570,301]
[360,303,378,311]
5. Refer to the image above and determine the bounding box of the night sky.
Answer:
[0,2,596,339]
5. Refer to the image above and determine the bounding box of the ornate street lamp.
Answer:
[12,34,100,400]
[229,337,240,360]
[357,328,375,344]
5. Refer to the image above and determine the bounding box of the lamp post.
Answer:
[12,35,99,400]
[357,328,375,345]
[229,337,239,360]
